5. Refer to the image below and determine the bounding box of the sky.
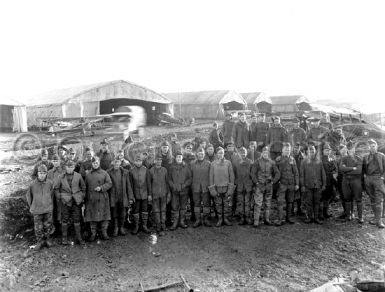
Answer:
[0,0,384,113]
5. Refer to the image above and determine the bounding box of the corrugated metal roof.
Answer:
[26,80,170,106]
[164,90,246,105]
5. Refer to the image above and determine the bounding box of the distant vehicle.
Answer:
[156,112,184,126]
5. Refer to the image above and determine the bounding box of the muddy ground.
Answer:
[0,123,385,291]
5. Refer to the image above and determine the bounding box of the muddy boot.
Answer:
[141,212,150,233]
[179,210,188,228]
[238,216,246,225]
[101,221,109,240]
[118,218,127,236]
[264,209,272,225]
[286,203,295,224]
[45,236,54,248]
[131,213,140,235]
[223,216,232,226]
[215,213,223,227]
[357,202,364,224]
[61,223,68,245]
[253,208,260,228]
[377,205,385,228]
[170,212,179,231]
[323,204,331,219]
[314,205,323,224]
[89,222,97,241]
[112,219,119,237]
[275,205,284,226]
[345,202,352,221]
[161,212,168,231]
[74,223,85,245]
[34,238,45,250]
[203,208,212,227]
[193,207,201,228]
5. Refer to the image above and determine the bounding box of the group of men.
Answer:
[26,113,385,250]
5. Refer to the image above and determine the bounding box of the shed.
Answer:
[241,92,268,112]
[0,98,28,132]
[255,95,311,114]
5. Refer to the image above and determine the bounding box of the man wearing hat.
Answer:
[208,147,235,227]
[107,157,134,237]
[67,148,81,173]
[209,122,223,151]
[84,157,113,241]
[32,149,54,179]
[58,145,68,163]
[158,140,174,171]
[80,147,94,179]
[222,112,235,145]
[307,118,329,156]
[96,139,115,171]
[247,141,261,163]
[288,118,307,149]
[266,116,287,161]
[55,160,86,245]
[26,164,55,249]
[255,114,270,152]
[339,141,364,223]
[320,143,338,220]
[249,114,258,143]
[326,127,346,154]
[232,112,250,149]
[204,144,216,162]
[362,139,385,228]
[336,145,348,218]
[149,154,170,236]
[168,151,192,230]
[224,142,241,165]
[170,133,182,158]
[251,146,280,227]
[293,142,305,216]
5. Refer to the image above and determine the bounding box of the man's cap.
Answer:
[239,147,247,153]
[175,150,183,156]
[323,143,331,150]
[183,141,193,148]
[225,112,232,117]
[309,117,320,122]
[308,141,316,147]
[85,147,92,152]
[271,116,280,121]
[100,139,109,145]
[213,122,218,127]
[124,136,133,144]
[206,143,214,149]
[346,141,355,150]
[368,139,377,145]
[295,142,301,147]
[282,142,291,148]
[142,151,148,156]
[65,160,76,167]
[262,146,269,152]
[91,157,99,163]
[170,133,177,138]
[160,140,169,147]
[69,148,76,154]
[249,141,257,145]
[37,164,47,172]
[52,154,59,160]
[155,154,163,160]
[216,146,224,152]
[41,149,48,155]
[225,142,234,148]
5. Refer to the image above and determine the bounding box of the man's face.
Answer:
[41,154,48,162]
[197,151,205,160]
[227,145,234,153]
[113,160,121,170]
[240,150,247,159]
[323,149,331,156]
[250,143,256,150]
[200,141,207,149]
[240,114,246,122]
[155,159,162,168]
[347,148,355,156]
[262,150,269,159]
[66,165,75,174]
[69,152,76,160]
[161,145,169,154]
[52,159,60,168]
[92,159,100,169]
[207,146,214,155]
[340,147,347,156]
[273,119,280,125]
[118,153,124,160]
[38,171,47,181]
[134,159,143,167]
[251,117,257,123]
[293,122,299,128]
[171,136,177,142]
[309,146,316,157]
[217,150,224,160]
[185,145,192,153]
[369,143,377,152]
[293,146,300,155]
[86,151,93,160]
[59,149,65,156]
[101,144,108,151]
[282,146,291,156]
[175,155,183,163]
[141,153,148,160]
[257,116,264,122]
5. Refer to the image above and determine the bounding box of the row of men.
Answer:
[26,136,385,249]
[209,113,345,159]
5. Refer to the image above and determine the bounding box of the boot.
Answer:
[161,212,168,231]
[223,214,232,226]
[154,212,161,233]
[101,221,109,240]
[131,213,140,234]
[345,202,352,221]
[286,203,295,224]
[118,218,127,235]
[141,212,150,233]
[170,212,179,231]
[74,223,85,245]
[179,210,188,228]
[314,205,323,224]
[112,219,119,237]
[45,237,54,248]
[34,238,45,250]
[275,205,284,226]
[61,223,68,245]
[377,205,385,228]
[238,216,246,225]
[357,202,364,224]
[369,204,377,225]
[323,205,332,219]
[89,222,97,241]
[203,208,212,227]
[215,213,223,227]
[338,201,347,219]
[264,209,272,225]
[253,208,260,228]
[193,207,201,228]
[318,202,324,220]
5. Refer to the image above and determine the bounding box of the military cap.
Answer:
[91,156,99,163]
[124,136,133,144]
[225,112,232,117]
[160,140,169,147]
[52,154,59,160]
[100,139,109,145]
[85,147,92,152]
[206,143,214,149]
[183,141,193,148]
[68,148,76,154]
[37,164,47,172]
[216,146,224,152]
[58,145,68,151]
[282,142,291,148]
[41,149,48,155]
[295,142,301,147]
[309,117,320,122]
[154,154,163,160]
[65,160,76,167]
[249,141,257,145]
[323,143,331,150]
[170,133,177,138]
[213,122,218,127]
[308,141,316,147]
[368,139,377,145]
[271,116,280,121]
[225,142,234,148]
[175,150,183,157]
[346,141,355,150]
[239,147,247,153]
[262,146,269,152]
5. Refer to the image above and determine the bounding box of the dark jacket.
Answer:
[32,160,54,180]
[55,172,86,206]
[288,127,307,147]
[107,167,134,207]
[224,151,241,165]
[340,155,363,176]
[300,157,326,189]
[80,159,93,179]
[209,129,223,150]
[84,167,112,222]
[247,149,261,162]
[97,150,115,171]
[307,126,329,145]
[251,157,280,186]
[266,124,287,153]
[362,151,385,177]
[209,158,235,187]
[129,166,151,200]
[183,152,196,166]
[249,122,258,142]
[255,122,269,144]
[191,159,211,193]
[233,158,253,192]
[322,155,338,186]
[204,153,216,163]
[222,120,235,144]
[149,166,169,199]
[232,120,250,148]
[26,178,55,215]
[275,155,299,186]
[168,162,192,194]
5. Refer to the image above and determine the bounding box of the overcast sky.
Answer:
[0,0,384,112]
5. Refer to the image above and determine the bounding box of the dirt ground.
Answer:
[1,123,385,291]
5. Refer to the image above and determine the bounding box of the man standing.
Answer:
[288,118,307,148]
[255,114,270,152]
[362,139,385,228]
[307,118,329,156]
[293,143,305,216]
[80,147,94,179]
[232,112,250,149]
[32,149,53,179]
[222,113,235,145]
[209,122,223,151]
[266,116,287,161]
[97,140,115,171]
[249,114,258,143]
